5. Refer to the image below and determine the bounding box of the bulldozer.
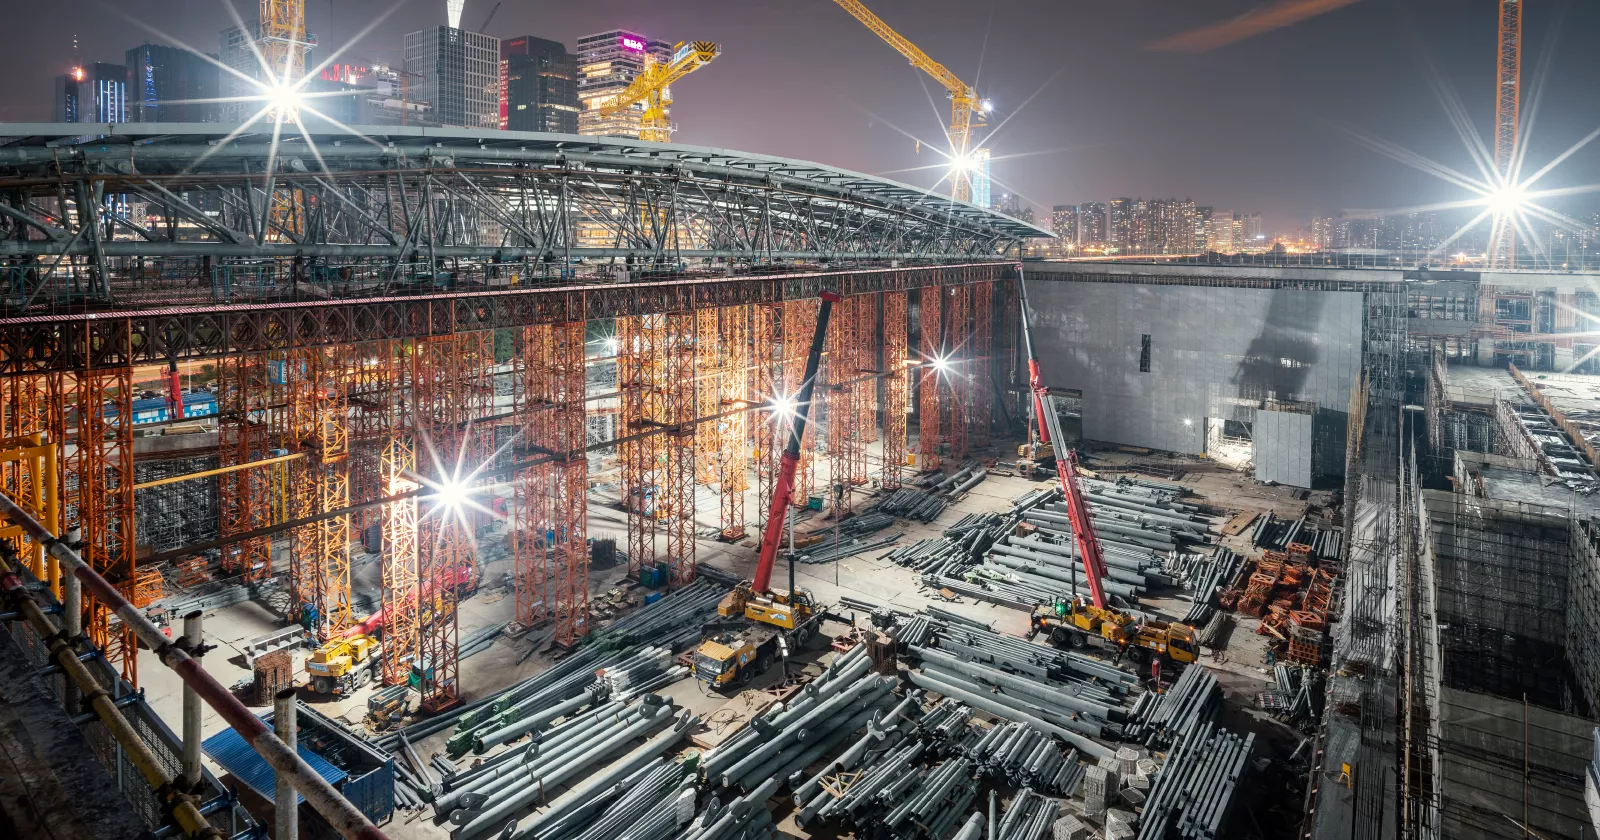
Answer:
[306,634,383,696]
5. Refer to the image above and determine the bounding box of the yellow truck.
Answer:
[692,587,823,690]
[305,634,383,696]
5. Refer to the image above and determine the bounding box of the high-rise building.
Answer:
[125,44,220,123]
[1128,199,1153,252]
[404,25,500,129]
[55,63,127,123]
[500,36,579,133]
[969,148,992,209]
[1240,213,1263,245]
[1210,210,1236,252]
[1051,205,1078,245]
[219,20,319,123]
[1077,202,1107,246]
[1193,206,1213,251]
[1150,199,1196,254]
[1108,198,1132,250]
[994,193,1023,218]
[1312,217,1335,250]
[576,30,671,138]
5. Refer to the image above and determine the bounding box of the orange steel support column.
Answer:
[919,288,943,471]
[752,305,781,536]
[348,344,392,534]
[219,354,272,582]
[718,306,750,541]
[826,296,855,514]
[306,348,353,641]
[861,294,880,445]
[380,432,418,686]
[548,322,589,644]
[514,324,554,629]
[848,298,870,485]
[620,316,662,577]
[971,281,994,449]
[412,335,468,713]
[285,350,316,618]
[73,333,137,685]
[662,312,697,586]
[882,292,909,489]
[945,285,970,461]
[696,309,721,485]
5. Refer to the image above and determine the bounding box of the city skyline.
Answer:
[3,0,1599,233]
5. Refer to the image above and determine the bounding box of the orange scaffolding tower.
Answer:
[753,304,782,536]
[662,312,697,586]
[718,306,750,541]
[513,322,590,644]
[621,315,663,577]
[919,288,943,471]
[882,292,909,489]
[696,309,721,485]
[860,294,880,445]
[285,347,353,641]
[380,431,418,687]
[944,284,970,461]
[971,281,993,450]
[218,354,273,583]
[826,296,858,515]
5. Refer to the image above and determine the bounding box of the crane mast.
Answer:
[1017,275,1110,609]
[829,0,986,204]
[752,291,842,594]
[1490,0,1522,268]
[597,40,721,142]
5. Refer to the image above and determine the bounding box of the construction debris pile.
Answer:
[1164,549,1247,626]
[1255,664,1321,727]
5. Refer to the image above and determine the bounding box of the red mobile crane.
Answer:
[694,291,842,688]
[1017,277,1198,669]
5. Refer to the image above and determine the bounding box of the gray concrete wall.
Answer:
[1256,409,1313,487]
[1022,277,1363,472]
[1440,687,1594,840]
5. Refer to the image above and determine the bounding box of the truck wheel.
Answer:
[313,676,333,695]
[756,651,773,674]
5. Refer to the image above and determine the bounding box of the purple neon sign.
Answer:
[619,36,646,52]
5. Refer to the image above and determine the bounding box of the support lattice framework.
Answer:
[718,306,750,541]
[663,312,698,586]
[753,305,782,536]
[696,309,721,485]
[72,350,137,684]
[621,315,663,576]
[380,433,418,686]
[919,288,943,471]
[1490,0,1523,268]
[861,294,880,445]
[514,322,590,644]
[218,354,272,582]
[783,299,820,505]
[882,292,909,489]
[286,347,353,641]
[944,284,970,461]
[971,281,993,450]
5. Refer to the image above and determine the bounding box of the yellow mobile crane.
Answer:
[828,0,991,204]
[597,40,721,142]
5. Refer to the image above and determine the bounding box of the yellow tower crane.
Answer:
[597,41,722,142]
[829,0,990,204]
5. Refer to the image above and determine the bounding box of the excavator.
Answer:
[694,291,842,690]
[1016,277,1198,673]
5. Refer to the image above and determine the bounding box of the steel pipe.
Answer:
[275,688,299,840]
[180,610,204,791]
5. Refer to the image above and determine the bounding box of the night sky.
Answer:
[4,0,1598,231]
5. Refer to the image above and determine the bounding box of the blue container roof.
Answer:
[202,721,347,805]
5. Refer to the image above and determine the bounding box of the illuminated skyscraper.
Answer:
[1194,206,1213,251]
[500,36,579,133]
[1108,198,1132,250]
[405,25,500,129]
[126,44,220,123]
[1077,202,1107,246]
[54,63,126,123]
[1210,209,1236,252]
[1051,205,1078,245]
[969,148,992,209]
[576,30,671,137]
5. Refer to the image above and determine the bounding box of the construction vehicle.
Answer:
[306,633,383,696]
[694,291,841,690]
[828,0,990,203]
[597,40,720,142]
[1015,277,1198,672]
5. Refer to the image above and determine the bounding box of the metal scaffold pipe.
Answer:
[0,492,388,840]
[275,689,300,840]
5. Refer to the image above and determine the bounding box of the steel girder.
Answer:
[0,261,1013,376]
[0,125,1047,304]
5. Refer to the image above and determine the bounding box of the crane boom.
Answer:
[828,0,985,203]
[752,290,842,594]
[1490,0,1522,268]
[597,40,721,142]
[1017,274,1110,609]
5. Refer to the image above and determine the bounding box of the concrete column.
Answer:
[180,610,203,790]
[274,688,299,840]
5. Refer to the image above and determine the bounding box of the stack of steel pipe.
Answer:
[1120,664,1220,749]
[798,530,904,564]
[458,621,508,661]
[1133,718,1255,840]
[447,697,687,840]
[931,619,1137,694]
[537,757,692,840]
[994,787,1061,840]
[676,777,779,840]
[873,487,947,523]
[1167,550,1245,625]
[965,720,1084,795]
